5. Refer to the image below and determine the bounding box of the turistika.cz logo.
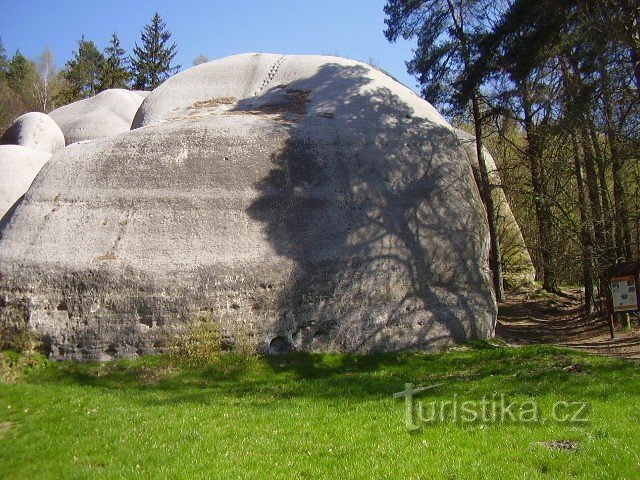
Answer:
[393,383,589,431]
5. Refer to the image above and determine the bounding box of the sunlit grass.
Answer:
[1,344,639,479]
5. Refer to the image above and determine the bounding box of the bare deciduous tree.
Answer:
[192,54,209,66]
[33,47,58,112]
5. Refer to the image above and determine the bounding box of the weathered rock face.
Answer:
[454,129,536,286]
[1,112,64,154]
[49,89,148,145]
[0,145,51,218]
[0,54,497,360]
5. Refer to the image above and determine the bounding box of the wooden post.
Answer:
[609,312,616,339]
[606,283,615,339]
[635,272,640,318]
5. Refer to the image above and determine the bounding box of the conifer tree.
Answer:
[6,50,37,93]
[59,36,105,102]
[100,32,130,89]
[130,12,180,90]
[0,49,38,129]
[0,37,8,79]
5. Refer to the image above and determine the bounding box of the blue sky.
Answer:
[0,0,419,92]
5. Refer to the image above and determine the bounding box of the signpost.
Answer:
[599,261,640,338]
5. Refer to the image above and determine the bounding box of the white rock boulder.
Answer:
[454,129,536,286]
[1,112,64,154]
[0,54,497,360]
[49,89,148,145]
[0,145,51,218]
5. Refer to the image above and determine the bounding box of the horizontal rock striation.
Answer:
[0,54,497,360]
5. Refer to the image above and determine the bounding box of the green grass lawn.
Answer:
[1,344,639,479]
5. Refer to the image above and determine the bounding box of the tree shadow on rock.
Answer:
[236,62,496,354]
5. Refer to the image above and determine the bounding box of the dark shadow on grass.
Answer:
[20,346,640,407]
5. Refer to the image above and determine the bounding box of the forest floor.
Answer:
[497,287,640,360]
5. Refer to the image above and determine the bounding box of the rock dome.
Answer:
[49,89,148,145]
[1,111,64,154]
[0,54,497,360]
[0,145,51,218]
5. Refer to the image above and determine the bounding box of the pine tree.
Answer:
[6,50,37,93]
[100,32,130,89]
[0,37,8,79]
[130,12,180,90]
[1,50,38,129]
[59,36,105,102]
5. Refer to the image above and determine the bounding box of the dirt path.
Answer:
[496,289,640,360]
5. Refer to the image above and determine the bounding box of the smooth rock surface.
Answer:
[454,129,536,286]
[49,89,147,145]
[0,54,497,360]
[1,112,65,154]
[0,145,51,218]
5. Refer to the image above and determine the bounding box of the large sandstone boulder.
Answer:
[1,112,64,154]
[0,54,496,360]
[0,145,51,218]
[49,89,148,145]
[454,129,536,286]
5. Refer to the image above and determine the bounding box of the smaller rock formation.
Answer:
[455,129,535,286]
[49,89,148,145]
[0,145,51,218]
[1,112,64,155]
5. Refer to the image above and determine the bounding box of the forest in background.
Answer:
[385,0,640,310]
[0,12,182,132]
[1,2,638,310]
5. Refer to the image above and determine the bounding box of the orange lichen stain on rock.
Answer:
[228,89,311,124]
[190,97,238,110]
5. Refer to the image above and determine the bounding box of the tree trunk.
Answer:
[521,83,558,292]
[579,124,606,263]
[560,55,600,310]
[562,55,608,264]
[444,0,504,301]
[600,59,634,261]
[471,93,504,302]
[589,128,615,261]
[571,135,595,313]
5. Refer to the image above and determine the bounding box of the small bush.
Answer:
[0,303,41,354]
[10,329,41,355]
[231,327,258,359]
[0,350,47,383]
[169,314,222,366]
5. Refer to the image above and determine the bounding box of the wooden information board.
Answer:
[598,260,640,338]
[610,275,638,312]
